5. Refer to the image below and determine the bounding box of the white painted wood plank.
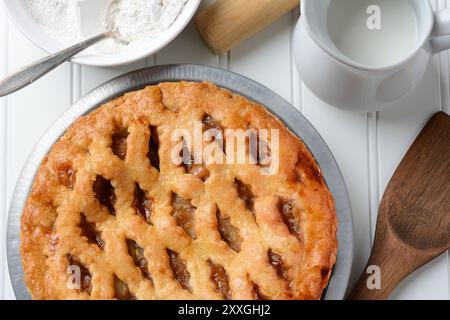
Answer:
[392,254,448,300]
[437,0,450,112]
[230,15,293,102]
[156,21,219,66]
[377,59,447,299]
[2,265,13,300]
[70,64,82,104]
[0,5,8,300]
[156,0,218,67]
[5,19,73,300]
[81,60,147,95]
[367,112,379,245]
[291,10,302,112]
[378,60,441,220]
[6,22,72,204]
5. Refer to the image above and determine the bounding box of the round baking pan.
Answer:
[7,64,354,300]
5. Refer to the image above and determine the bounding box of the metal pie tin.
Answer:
[7,65,354,300]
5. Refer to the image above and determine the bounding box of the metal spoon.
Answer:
[0,32,115,97]
[0,0,119,97]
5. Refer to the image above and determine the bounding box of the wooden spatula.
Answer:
[349,112,450,300]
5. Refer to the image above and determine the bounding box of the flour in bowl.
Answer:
[24,0,188,54]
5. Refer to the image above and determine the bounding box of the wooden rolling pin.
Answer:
[196,0,300,55]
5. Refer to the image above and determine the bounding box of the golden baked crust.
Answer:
[21,82,337,300]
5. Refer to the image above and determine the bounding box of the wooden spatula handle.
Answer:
[348,235,412,300]
[348,220,439,300]
[196,0,300,55]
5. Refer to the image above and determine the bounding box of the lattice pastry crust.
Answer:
[21,82,337,300]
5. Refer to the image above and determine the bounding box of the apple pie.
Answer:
[20,82,337,300]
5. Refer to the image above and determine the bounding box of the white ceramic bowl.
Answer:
[2,0,201,67]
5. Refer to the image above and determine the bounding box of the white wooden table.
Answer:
[0,0,448,300]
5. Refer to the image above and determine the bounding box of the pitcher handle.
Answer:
[431,9,450,53]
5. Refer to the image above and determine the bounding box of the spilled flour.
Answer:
[24,0,188,54]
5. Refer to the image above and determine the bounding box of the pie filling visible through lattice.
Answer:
[20,82,337,300]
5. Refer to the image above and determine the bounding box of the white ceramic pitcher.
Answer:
[293,0,450,112]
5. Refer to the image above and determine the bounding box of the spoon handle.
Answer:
[0,32,113,97]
